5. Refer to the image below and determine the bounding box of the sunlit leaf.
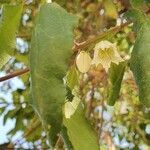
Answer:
[0,4,22,69]
[66,65,79,90]
[64,102,99,150]
[64,95,80,119]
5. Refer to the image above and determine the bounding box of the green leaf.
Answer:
[64,102,99,150]
[0,53,10,70]
[0,0,11,4]
[0,106,5,115]
[107,62,126,106]
[30,2,78,147]
[126,9,150,107]
[66,86,74,102]
[125,9,146,32]
[0,4,22,69]
[66,65,79,90]
[24,116,41,142]
[60,126,73,150]
[130,0,148,11]
[66,66,79,102]
[3,106,21,125]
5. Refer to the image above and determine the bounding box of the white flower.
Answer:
[92,40,124,71]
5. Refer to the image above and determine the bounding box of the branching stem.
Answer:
[0,67,30,82]
[73,22,131,51]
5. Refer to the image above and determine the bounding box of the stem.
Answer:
[99,99,104,139]
[73,22,131,51]
[0,23,131,82]
[54,135,62,149]
[135,126,150,145]
[0,67,30,82]
[85,87,94,118]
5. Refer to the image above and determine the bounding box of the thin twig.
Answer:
[73,22,131,51]
[0,67,30,82]
[135,126,150,145]
[55,135,62,149]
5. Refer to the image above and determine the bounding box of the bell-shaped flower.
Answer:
[92,40,124,71]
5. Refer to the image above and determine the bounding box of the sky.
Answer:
[0,71,25,145]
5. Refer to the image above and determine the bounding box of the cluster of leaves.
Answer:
[0,0,150,149]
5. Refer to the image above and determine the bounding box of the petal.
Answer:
[100,58,112,71]
[92,55,101,66]
[76,51,92,73]
[93,40,124,71]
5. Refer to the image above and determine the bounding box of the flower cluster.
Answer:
[76,40,124,72]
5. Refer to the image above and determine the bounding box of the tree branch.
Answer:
[73,22,131,51]
[0,67,30,82]
[0,22,131,83]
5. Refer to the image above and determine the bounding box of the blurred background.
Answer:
[0,0,150,149]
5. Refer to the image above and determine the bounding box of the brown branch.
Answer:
[55,135,62,149]
[0,67,30,82]
[73,22,131,51]
[135,126,150,145]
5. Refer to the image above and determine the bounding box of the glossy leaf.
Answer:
[30,2,78,146]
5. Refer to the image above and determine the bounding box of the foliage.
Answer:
[64,101,99,150]
[0,0,150,149]
[126,8,150,107]
[107,62,126,106]
[30,2,78,147]
[0,4,22,69]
